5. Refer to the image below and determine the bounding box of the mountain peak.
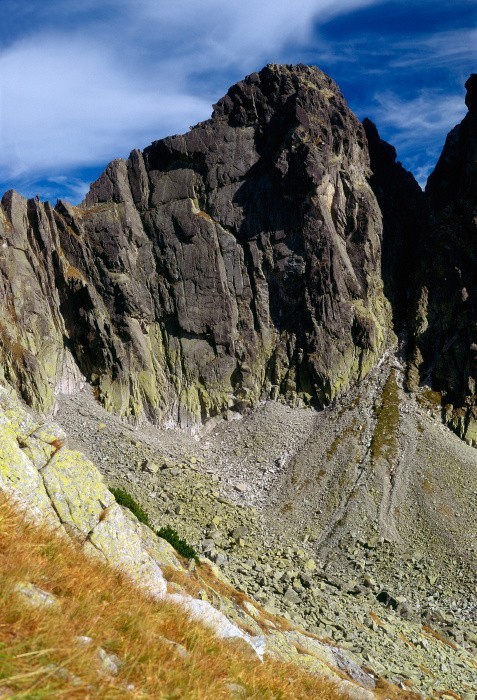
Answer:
[465,73,477,114]
[211,63,343,128]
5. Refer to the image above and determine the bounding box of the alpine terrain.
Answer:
[0,64,475,699]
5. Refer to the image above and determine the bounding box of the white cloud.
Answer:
[46,176,93,203]
[133,0,382,71]
[0,35,211,180]
[389,29,477,70]
[0,0,383,198]
[366,89,467,187]
[372,90,465,136]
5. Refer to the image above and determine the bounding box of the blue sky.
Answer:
[0,0,475,203]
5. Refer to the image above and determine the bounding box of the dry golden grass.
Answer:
[422,625,457,651]
[49,438,65,455]
[65,264,86,282]
[163,562,294,637]
[373,678,422,700]
[434,691,464,700]
[368,612,384,627]
[0,494,350,699]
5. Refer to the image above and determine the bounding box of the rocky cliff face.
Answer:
[363,119,426,334]
[0,64,392,427]
[0,192,83,412]
[1,64,475,444]
[412,74,477,442]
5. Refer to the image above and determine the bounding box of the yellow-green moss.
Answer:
[417,388,442,410]
[370,370,400,466]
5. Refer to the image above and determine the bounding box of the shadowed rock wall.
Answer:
[412,74,477,442]
[363,118,426,334]
[0,191,84,411]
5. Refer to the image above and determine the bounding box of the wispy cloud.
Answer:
[131,0,382,71]
[5,174,92,203]
[372,90,465,136]
[0,0,473,201]
[46,176,93,203]
[389,29,477,70]
[0,0,385,200]
[0,35,211,177]
[365,89,466,186]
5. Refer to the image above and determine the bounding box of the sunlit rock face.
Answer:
[0,190,84,412]
[0,64,393,427]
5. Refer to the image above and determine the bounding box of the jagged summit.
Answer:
[362,118,398,164]
[210,63,342,126]
[1,64,477,442]
[0,63,394,427]
[464,72,477,113]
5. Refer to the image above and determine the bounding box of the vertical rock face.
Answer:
[0,64,392,427]
[414,74,477,442]
[363,119,426,333]
[1,64,476,444]
[0,192,83,411]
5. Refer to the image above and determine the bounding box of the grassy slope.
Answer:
[0,494,348,700]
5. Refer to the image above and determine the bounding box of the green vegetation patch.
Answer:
[157,525,198,561]
[417,388,442,410]
[110,487,151,527]
[370,370,400,466]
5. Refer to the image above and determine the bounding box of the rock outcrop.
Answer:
[0,64,392,428]
[0,385,168,597]
[0,385,384,694]
[0,192,84,412]
[412,74,477,441]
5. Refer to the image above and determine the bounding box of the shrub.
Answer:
[157,525,198,561]
[110,487,150,527]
